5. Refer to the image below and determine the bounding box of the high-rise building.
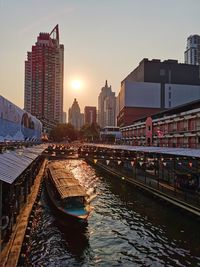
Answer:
[84,106,97,125]
[68,99,84,130]
[98,80,116,128]
[62,111,67,123]
[24,25,64,127]
[184,35,200,65]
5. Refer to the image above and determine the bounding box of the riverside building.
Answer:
[120,99,200,149]
[24,25,64,128]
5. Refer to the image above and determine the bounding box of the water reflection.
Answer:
[57,222,90,259]
[25,160,200,267]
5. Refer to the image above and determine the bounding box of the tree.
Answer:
[80,123,100,142]
[49,123,78,142]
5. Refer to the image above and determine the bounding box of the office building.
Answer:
[62,111,67,123]
[84,106,97,124]
[98,80,116,128]
[68,99,84,130]
[117,58,200,127]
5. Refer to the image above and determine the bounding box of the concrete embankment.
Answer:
[87,159,200,218]
[0,159,47,267]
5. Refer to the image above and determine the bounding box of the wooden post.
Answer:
[157,154,160,190]
[174,156,176,195]
[144,154,147,184]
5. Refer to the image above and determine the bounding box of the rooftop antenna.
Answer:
[50,24,59,43]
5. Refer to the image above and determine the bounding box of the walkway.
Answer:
[90,160,200,217]
[0,159,47,267]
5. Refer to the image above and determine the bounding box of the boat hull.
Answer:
[45,178,90,225]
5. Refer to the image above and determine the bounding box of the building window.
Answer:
[160,69,165,76]
[169,101,171,107]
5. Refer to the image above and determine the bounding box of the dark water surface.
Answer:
[25,160,200,267]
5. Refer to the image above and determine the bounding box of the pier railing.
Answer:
[78,145,200,214]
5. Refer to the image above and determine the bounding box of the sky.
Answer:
[0,0,200,115]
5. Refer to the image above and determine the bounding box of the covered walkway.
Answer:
[0,145,46,254]
[79,144,200,215]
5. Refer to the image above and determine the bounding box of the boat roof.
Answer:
[47,161,87,199]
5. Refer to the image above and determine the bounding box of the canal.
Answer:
[24,160,200,267]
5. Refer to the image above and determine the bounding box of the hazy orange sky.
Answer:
[0,0,200,115]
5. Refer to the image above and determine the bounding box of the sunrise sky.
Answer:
[0,0,200,114]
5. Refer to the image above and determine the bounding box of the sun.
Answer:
[71,80,81,90]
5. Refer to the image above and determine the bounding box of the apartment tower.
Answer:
[184,35,200,65]
[24,25,64,125]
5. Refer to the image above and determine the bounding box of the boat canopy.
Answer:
[47,161,87,199]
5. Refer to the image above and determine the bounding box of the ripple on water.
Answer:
[24,160,200,267]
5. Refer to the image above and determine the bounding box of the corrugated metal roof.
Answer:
[0,145,46,184]
[85,144,200,158]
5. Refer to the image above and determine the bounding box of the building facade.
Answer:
[0,95,42,142]
[185,35,200,65]
[121,99,200,149]
[24,25,64,127]
[84,106,97,125]
[117,58,200,127]
[68,99,84,130]
[98,80,116,128]
[62,111,67,123]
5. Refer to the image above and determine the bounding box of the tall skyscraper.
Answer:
[24,25,64,126]
[84,106,97,125]
[184,35,200,65]
[68,99,84,130]
[98,80,116,128]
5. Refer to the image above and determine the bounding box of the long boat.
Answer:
[45,161,92,224]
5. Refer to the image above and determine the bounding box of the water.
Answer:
[24,160,200,267]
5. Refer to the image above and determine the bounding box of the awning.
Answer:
[0,145,46,184]
[85,144,200,159]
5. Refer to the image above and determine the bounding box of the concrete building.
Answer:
[185,35,200,65]
[121,99,200,149]
[24,25,64,127]
[117,58,200,127]
[98,80,116,128]
[84,106,97,125]
[68,99,84,130]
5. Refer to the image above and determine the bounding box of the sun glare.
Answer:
[71,80,81,90]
